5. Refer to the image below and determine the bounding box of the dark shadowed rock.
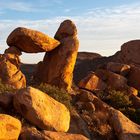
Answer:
[117,40,140,66]
[128,65,140,90]
[109,108,140,140]
[20,127,89,140]
[107,62,130,76]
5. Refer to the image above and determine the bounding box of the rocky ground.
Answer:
[0,19,140,140]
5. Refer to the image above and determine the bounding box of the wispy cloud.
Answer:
[0,2,140,63]
[0,1,35,12]
[0,0,63,12]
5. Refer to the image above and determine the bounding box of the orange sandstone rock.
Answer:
[7,27,60,53]
[0,114,21,140]
[35,20,79,92]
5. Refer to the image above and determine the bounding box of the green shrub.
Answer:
[107,90,132,109]
[34,83,72,109]
[120,107,140,124]
[96,89,140,124]
[0,80,16,94]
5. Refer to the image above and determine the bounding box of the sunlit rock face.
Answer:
[35,20,79,92]
[13,87,70,132]
[7,27,60,53]
[0,48,26,89]
[0,114,21,140]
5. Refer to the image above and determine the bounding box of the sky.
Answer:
[0,0,140,63]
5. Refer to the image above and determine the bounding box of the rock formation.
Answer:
[115,40,140,66]
[79,72,107,91]
[35,20,79,92]
[0,20,140,140]
[0,114,21,140]
[13,87,70,132]
[0,47,26,89]
[7,27,60,53]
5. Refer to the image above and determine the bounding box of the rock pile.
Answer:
[0,20,89,140]
[1,19,140,140]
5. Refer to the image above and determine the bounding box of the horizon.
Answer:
[0,0,140,63]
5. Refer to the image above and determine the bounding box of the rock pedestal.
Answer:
[35,20,79,92]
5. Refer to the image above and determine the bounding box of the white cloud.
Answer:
[0,1,35,12]
[0,0,63,12]
[0,3,140,63]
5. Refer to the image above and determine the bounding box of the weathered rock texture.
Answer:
[109,108,140,140]
[35,20,79,91]
[0,114,21,140]
[13,87,70,132]
[20,127,89,140]
[107,62,130,76]
[0,52,26,89]
[42,131,89,140]
[115,40,140,66]
[79,72,107,91]
[128,65,140,90]
[7,27,60,53]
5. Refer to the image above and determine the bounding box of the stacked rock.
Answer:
[35,20,79,92]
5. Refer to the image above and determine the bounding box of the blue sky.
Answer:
[0,0,140,63]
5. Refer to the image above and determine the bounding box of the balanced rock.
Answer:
[0,53,26,89]
[107,62,130,76]
[13,87,70,132]
[0,114,21,140]
[7,27,60,53]
[35,20,79,91]
[109,108,140,140]
[79,72,107,91]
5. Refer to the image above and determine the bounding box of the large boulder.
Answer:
[107,71,127,90]
[0,114,21,140]
[109,108,140,140]
[35,20,79,92]
[107,62,130,76]
[7,27,60,53]
[96,69,127,90]
[0,53,26,89]
[13,87,70,132]
[128,65,140,90]
[78,72,107,91]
